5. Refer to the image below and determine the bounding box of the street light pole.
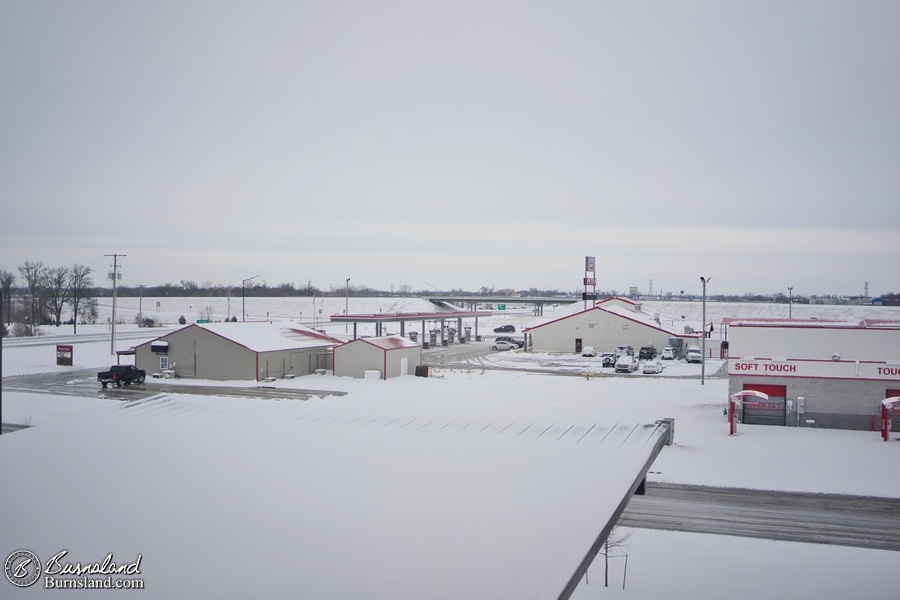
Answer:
[242,275,260,322]
[788,286,793,319]
[345,278,350,333]
[700,276,710,386]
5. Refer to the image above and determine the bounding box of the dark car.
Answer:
[493,325,516,333]
[639,345,657,359]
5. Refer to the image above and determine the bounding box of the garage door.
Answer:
[742,384,787,426]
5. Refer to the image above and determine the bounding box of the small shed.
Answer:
[333,336,422,380]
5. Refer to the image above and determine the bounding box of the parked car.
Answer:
[642,361,664,374]
[600,353,617,368]
[686,346,702,363]
[493,325,516,333]
[639,345,657,359]
[614,355,638,373]
[496,336,524,348]
[615,345,634,357]
[490,340,518,351]
[661,347,675,360]
[581,346,597,357]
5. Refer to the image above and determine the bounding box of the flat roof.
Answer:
[0,395,671,598]
[329,310,493,323]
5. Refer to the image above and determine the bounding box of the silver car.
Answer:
[491,340,518,351]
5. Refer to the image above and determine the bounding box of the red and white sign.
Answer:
[584,277,596,286]
[585,256,595,272]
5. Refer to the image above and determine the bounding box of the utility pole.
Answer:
[788,286,793,319]
[105,254,125,355]
[136,284,145,324]
[345,278,350,333]
[700,276,710,385]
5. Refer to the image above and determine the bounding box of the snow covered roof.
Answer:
[524,302,694,337]
[139,321,344,352]
[724,317,872,329]
[330,310,492,322]
[0,395,671,598]
[343,335,421,350]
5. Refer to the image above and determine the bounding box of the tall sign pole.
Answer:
[583,256,596,310]
[106,254,125,355]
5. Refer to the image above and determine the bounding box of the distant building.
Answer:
[135,321,343,381]
[523,297,700,355]
[333,336,422,380]
[726,318,900,430]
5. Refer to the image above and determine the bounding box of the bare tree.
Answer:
[600,527,632,588]
[43,266,71,326]
[78,297,99,324]
[0,269,15,325]
[69,264,94,333]
[18,260,45,326]
[180,280,200,293]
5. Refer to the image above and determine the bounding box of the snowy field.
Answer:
[2,298,899,598]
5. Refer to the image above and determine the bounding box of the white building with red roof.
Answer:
[135,321,343,381]
[523,296,700,355]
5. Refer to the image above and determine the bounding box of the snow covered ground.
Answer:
[2,299,899,598]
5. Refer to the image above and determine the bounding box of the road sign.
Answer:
[498,304,506,310]
[196,319,210,324]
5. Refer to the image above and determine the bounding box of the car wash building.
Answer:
[726,318,900,430]
[523,296,700,355]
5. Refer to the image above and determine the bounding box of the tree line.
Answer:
[1,261,97,335]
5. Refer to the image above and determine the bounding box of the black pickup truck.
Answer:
[98,365,146,388]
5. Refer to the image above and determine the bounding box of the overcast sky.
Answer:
[2,1,897,297]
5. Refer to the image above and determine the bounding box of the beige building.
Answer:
[523,297,699,355]
[135,321,343,381]
[333,336,422,380]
